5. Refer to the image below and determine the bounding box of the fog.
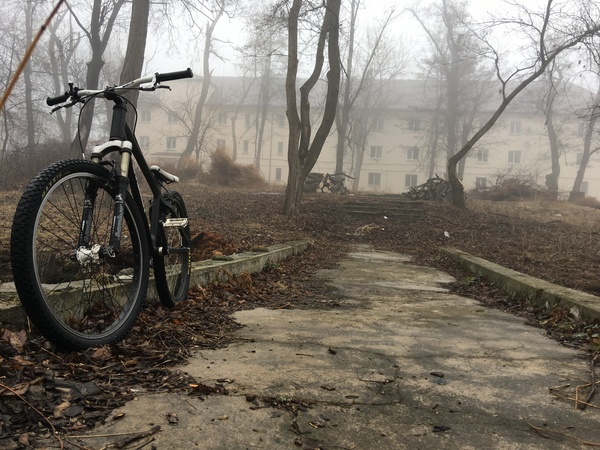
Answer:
[1,0,600,203]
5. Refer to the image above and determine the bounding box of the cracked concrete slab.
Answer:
[77,246,600,450]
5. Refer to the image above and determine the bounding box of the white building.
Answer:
[135,76,600,198]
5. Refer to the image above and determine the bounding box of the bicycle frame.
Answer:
[78,93,181,261]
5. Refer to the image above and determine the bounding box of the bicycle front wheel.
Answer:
[10,160,150,350]
[153,191,191,307]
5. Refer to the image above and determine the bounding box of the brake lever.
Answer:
[50,98,81,114]
[140,84,171,92]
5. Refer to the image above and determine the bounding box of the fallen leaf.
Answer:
[91,347,111,360]
[0,381,30,396]
[54,401,71,418]
[18,433,29,446]
[2,329,27,353]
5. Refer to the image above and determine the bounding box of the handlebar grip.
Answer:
[46,92,70,106]
[155,68,194,83]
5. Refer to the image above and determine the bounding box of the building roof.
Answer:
[165,75,596,117]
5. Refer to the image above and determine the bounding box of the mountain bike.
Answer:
[10,68,194,351]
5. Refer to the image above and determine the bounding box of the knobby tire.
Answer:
[10,160,150,350]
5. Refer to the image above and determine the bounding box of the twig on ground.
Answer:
[577,355,599,410]
[99,425,161,450]
[527,421,600,447]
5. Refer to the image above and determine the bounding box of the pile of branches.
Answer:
[472,177,543,202]
[406,175,450,201]
[303,172,350,195]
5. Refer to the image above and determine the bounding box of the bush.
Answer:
[201,148,266,188]
[0,141,67,189]
[571,195,600,209]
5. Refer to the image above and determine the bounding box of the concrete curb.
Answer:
[441,247,600,322]
[0,240,311,326]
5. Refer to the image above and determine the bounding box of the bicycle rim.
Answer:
[11,161,149,349]
[153,191,191,307]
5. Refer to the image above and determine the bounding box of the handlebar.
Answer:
[46,68,194,107]
[156,68,194,83]
[46,92,70,107]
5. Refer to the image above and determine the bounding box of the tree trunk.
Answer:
[283,0,341,217]
[334,0,358,174]
[351,141,366,192]
[570,118,597,201]
[119,0,150,127]
[24,0,36,151]
[254,63,271,169]
[570,86,600,201]
[544,107,560,200]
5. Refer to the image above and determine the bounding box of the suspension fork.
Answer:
[78,179,99,249]
[78,98,132,258]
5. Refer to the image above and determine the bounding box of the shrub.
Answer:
[201,148,266,188]
[571,195,600,209]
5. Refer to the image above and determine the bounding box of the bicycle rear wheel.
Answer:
[153,191,191,307]
[10,159,150,350]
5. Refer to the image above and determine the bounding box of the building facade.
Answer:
[134,76,600,198]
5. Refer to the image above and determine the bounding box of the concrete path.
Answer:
[77,246,599,450]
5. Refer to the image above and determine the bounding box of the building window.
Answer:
[242,140,249,154]
[510,120,521,134]
[139,136,150,149]
[373,117,384,131]
[370,145,382,159]
[508,150,521,164]
[167,113,178,123]
[166,137,177,150]
[581,181,589,195]
[408,119,421,131]
[140,110,151,122]
[277,141,284,155]
[475,177,487,189]
[407,147,419,161]
[245,113,252,127]
[275,168,282,181]
[218,113,228,125]
[405,174,418,187]
[278,115,285,127]
[368,172,381,186]
[576,153,583,165]
[477,148,489,162]
[216,139,226,149]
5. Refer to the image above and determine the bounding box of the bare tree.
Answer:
[447,0,600,208]
[24,0,38,151]
[177,0,225,171]
[66,0,128,157]
[46,11,83,145]
[540,66,566,200]
[283,0,341,217]
[570,40,600,201]
[345,34,405,191]
[335,1,401,175]
[229,77,256,161]
[410,0,490,181]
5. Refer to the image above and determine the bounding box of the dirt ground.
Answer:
[1,182,600,447]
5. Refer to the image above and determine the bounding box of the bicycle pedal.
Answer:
[163,218,188,229]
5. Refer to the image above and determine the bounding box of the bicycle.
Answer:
[10,68,194,351]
